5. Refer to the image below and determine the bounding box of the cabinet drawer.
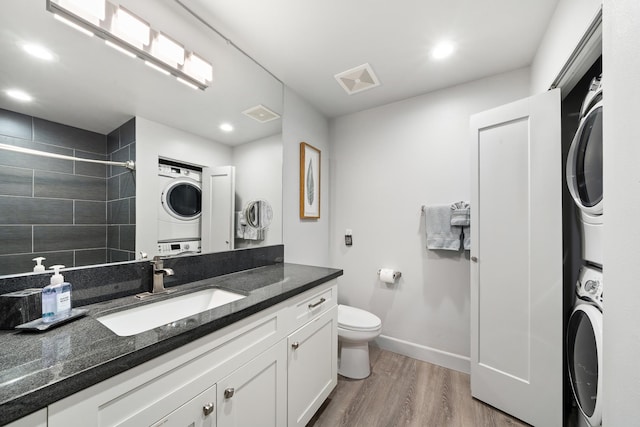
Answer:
[150,384,216,427]
[291,284,336,330]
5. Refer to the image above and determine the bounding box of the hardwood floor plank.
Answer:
[308,347,529,427]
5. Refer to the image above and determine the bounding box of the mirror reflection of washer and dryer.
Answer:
[565,72,603,427]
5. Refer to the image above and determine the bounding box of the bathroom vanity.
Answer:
[0,262,341,427]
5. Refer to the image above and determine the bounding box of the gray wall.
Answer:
[0,108,135,275]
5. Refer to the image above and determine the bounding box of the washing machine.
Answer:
[567,265,603,427]
[566,75,603,266]
[158,163,202,243]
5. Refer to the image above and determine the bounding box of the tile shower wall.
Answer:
[0,108,135,275]
[107,118,136,263]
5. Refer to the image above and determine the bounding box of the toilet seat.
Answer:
[338,304,381,332]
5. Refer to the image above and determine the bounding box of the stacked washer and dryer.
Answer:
[157,161,203,256]
[565,76,603,427]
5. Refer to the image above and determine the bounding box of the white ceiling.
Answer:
[183,0,560,118]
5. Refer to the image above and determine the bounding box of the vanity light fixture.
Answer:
[46,0,213,90]
[145,61,170,76]
[6,89,33,102]
[56,0,105,25]
[105,40,136,58]
[111,7,150,49]
[53,14,95,37]
[152,33,184,68]
[431,40,456,60]
[23,44,55,61]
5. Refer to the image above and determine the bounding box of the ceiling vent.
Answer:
[242,104,281,123]
[334,63,380,95]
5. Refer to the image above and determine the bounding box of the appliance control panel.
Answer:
[576,266,603,309]
[157,240,201,256]
[158,164,202,182]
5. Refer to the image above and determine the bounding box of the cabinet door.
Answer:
[149,384,216,427]
[288,305,337,427]
[217,340,287,427]
[470,89,562,426]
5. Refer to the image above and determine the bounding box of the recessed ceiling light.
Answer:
[220,123,234,132]
[22,43,54,61]
[431,40,456,60]
[6,89,33,102]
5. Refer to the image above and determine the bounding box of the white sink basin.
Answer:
[97,288,246,336]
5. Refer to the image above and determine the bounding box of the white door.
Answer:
[201,166,235,253]
[469,89,562,427]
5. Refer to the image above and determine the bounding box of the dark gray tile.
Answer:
[34,226,106,251]
[33,118,106,154]
[107,129,119,154]
[75,249,107,267]
[107,176,119,201]
[130,142,136,161]
[75,201,106,224]
[0,135,73,173]
[0,226,32,255]
[120,225,135,251]
[34,171,106,201]
[108,249,130,263]
[129,197,136,225]
[0,196,72,224]
[0,109,32,140]
[108,199,129,224]
[119,118,135,146]
[0,166,33,197]
[107,225,119,249]
[74,151,108,178]
[0,251,76,276]
[120,173,135,198]
[110,146,132,176]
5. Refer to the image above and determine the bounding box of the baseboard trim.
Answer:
[375,335,470,374]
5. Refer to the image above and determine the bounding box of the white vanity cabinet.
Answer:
[217,340,287,427]
[5,409,47,427]
[45,280,337,427]
[287,306,337,427]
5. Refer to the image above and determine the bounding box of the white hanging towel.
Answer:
[450,201,471,251]
[424,205,461,250]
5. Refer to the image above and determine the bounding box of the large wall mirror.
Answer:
[0,0,283,276]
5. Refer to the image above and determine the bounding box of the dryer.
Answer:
[566,76,603,266]
[567,265,603,427]
[158,163,202,243]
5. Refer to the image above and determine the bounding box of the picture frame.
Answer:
[300,142,321,219]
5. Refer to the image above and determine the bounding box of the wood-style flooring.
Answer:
[308,346,529,427]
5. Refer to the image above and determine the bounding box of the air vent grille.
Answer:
[242,104,281,123]
[334,63,380,95]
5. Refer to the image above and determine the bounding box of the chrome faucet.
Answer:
[136,256,175,299]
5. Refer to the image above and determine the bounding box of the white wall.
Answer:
[135,117,232,256]
[232,133,283,249]
[328,68,530,372]
[602,0,640,423]
[530,0,601,94]
[282,87,330,266]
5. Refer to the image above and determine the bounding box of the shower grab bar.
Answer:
[0,143,135,170]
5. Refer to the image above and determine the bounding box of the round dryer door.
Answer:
[161,178,202,220]
[566,101,603,216]
[567,303,602,426]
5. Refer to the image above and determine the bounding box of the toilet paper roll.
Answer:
[379,268,396,284]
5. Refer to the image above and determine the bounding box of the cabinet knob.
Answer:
[202,402,215,416]
[471,256,478,262]
[291,341,300,350]
[224,388,235,399]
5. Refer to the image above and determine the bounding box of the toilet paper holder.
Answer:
[377,269,402,280]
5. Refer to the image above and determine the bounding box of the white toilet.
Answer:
[337,304,382,379]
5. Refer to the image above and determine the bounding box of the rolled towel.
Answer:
[425,205,461,251]
[463,226,471,250]
[450,201,470,226]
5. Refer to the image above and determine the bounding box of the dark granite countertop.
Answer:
[0,263,342,425]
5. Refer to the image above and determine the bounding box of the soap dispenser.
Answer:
[42,265,72,323]
[32,257,46,273]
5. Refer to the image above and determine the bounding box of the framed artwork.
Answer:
[300,142,321,219]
